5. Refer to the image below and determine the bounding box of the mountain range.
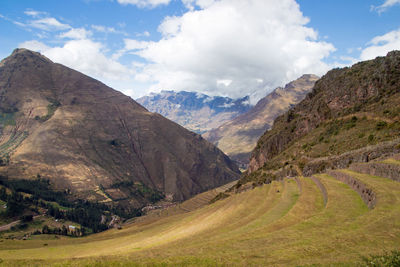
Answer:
[136,91,251,134]
[203,74,318,166]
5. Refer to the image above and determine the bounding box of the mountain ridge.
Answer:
[136,90,251,134]
[203,74,318,166]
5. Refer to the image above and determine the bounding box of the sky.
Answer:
[0,0,400,103]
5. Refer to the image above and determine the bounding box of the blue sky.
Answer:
[1,0,400,102]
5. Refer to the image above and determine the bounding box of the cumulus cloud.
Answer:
[372,0,400,13]
[116,0,171,8]
[360,28,400,60]
[182,0,217,10]
[19,38,133,84]
[125,0,335,102]
[18,40,50,52]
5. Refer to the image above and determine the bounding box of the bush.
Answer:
[368,134,375,143]
[20,215,33,222]
[17,223,28,230]
[362,250,400,266]
[376,121,388,130]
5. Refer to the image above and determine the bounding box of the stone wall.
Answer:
[327,170,376,209]
[350,163,400,182]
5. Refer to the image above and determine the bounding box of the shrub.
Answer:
[376,121,388,130]
[368,134,375,142]
[20,215,33,222]
[362,250,400,266]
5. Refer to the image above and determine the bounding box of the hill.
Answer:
[136,91,251,134]
[0,49,240,213]
[203,74,318,166]
[238,51,400,186]
[0,154,400,266]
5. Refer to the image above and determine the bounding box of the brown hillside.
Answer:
[203,74,318,166]
[0,49,240,210]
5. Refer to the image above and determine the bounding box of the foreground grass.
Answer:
[0,171,399,266]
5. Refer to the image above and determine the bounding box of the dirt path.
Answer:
[0,215,42,232]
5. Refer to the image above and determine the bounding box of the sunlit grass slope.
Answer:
[1,166,400,266]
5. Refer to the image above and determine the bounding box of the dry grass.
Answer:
[0,170,399,266]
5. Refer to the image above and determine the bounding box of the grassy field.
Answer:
[0,164,399,266]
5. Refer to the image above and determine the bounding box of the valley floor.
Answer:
[1,158,400,266]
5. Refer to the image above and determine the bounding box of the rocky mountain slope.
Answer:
[241,51,400,185]
[136,91,251,134]
[0,49,240,211]
[203,75,318,166]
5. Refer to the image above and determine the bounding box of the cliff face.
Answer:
[203,74,318,166]
[247,51,400,177]
[136,91,251,134]
[0,49,240,210]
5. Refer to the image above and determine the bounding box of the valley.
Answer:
[0,44,400,267]
[0,154,399,266]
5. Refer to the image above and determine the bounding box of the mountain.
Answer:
[203,75,318,166]
[136,91,251,134]
[0,49,240,211]
[240,51,400,185]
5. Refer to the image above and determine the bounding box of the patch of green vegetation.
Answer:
[376,121,388,130]
[110,181,164,203]
[0,131,29,163]
[0,177,142,234]
[362,250,400,266]
[0,112,16,126]
[35,99,61,122]
[209,192,229,204]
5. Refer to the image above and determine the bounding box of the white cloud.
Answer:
[59,28,92,39]
[24,9,47,18]
[124,39,151,50]
[29,17,70,31]
[112,39,152,60]
[91,24,127,36]
[117,0,171,8]
[19,38,134,85]
[126,0,335,102]
[19,40,50,52]
[360,28,400,60]
[136,31,150,37]
[217,79,232,87]
[372,0,400,13]
[182,0,217,10]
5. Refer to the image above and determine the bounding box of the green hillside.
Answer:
[0,155,399,266]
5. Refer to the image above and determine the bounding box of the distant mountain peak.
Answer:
[137,91,252,134]
[203,74,319,166]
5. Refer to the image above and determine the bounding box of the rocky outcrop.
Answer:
[0,49,240,210]
[249,51,400,174]
[327,170,376,209]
